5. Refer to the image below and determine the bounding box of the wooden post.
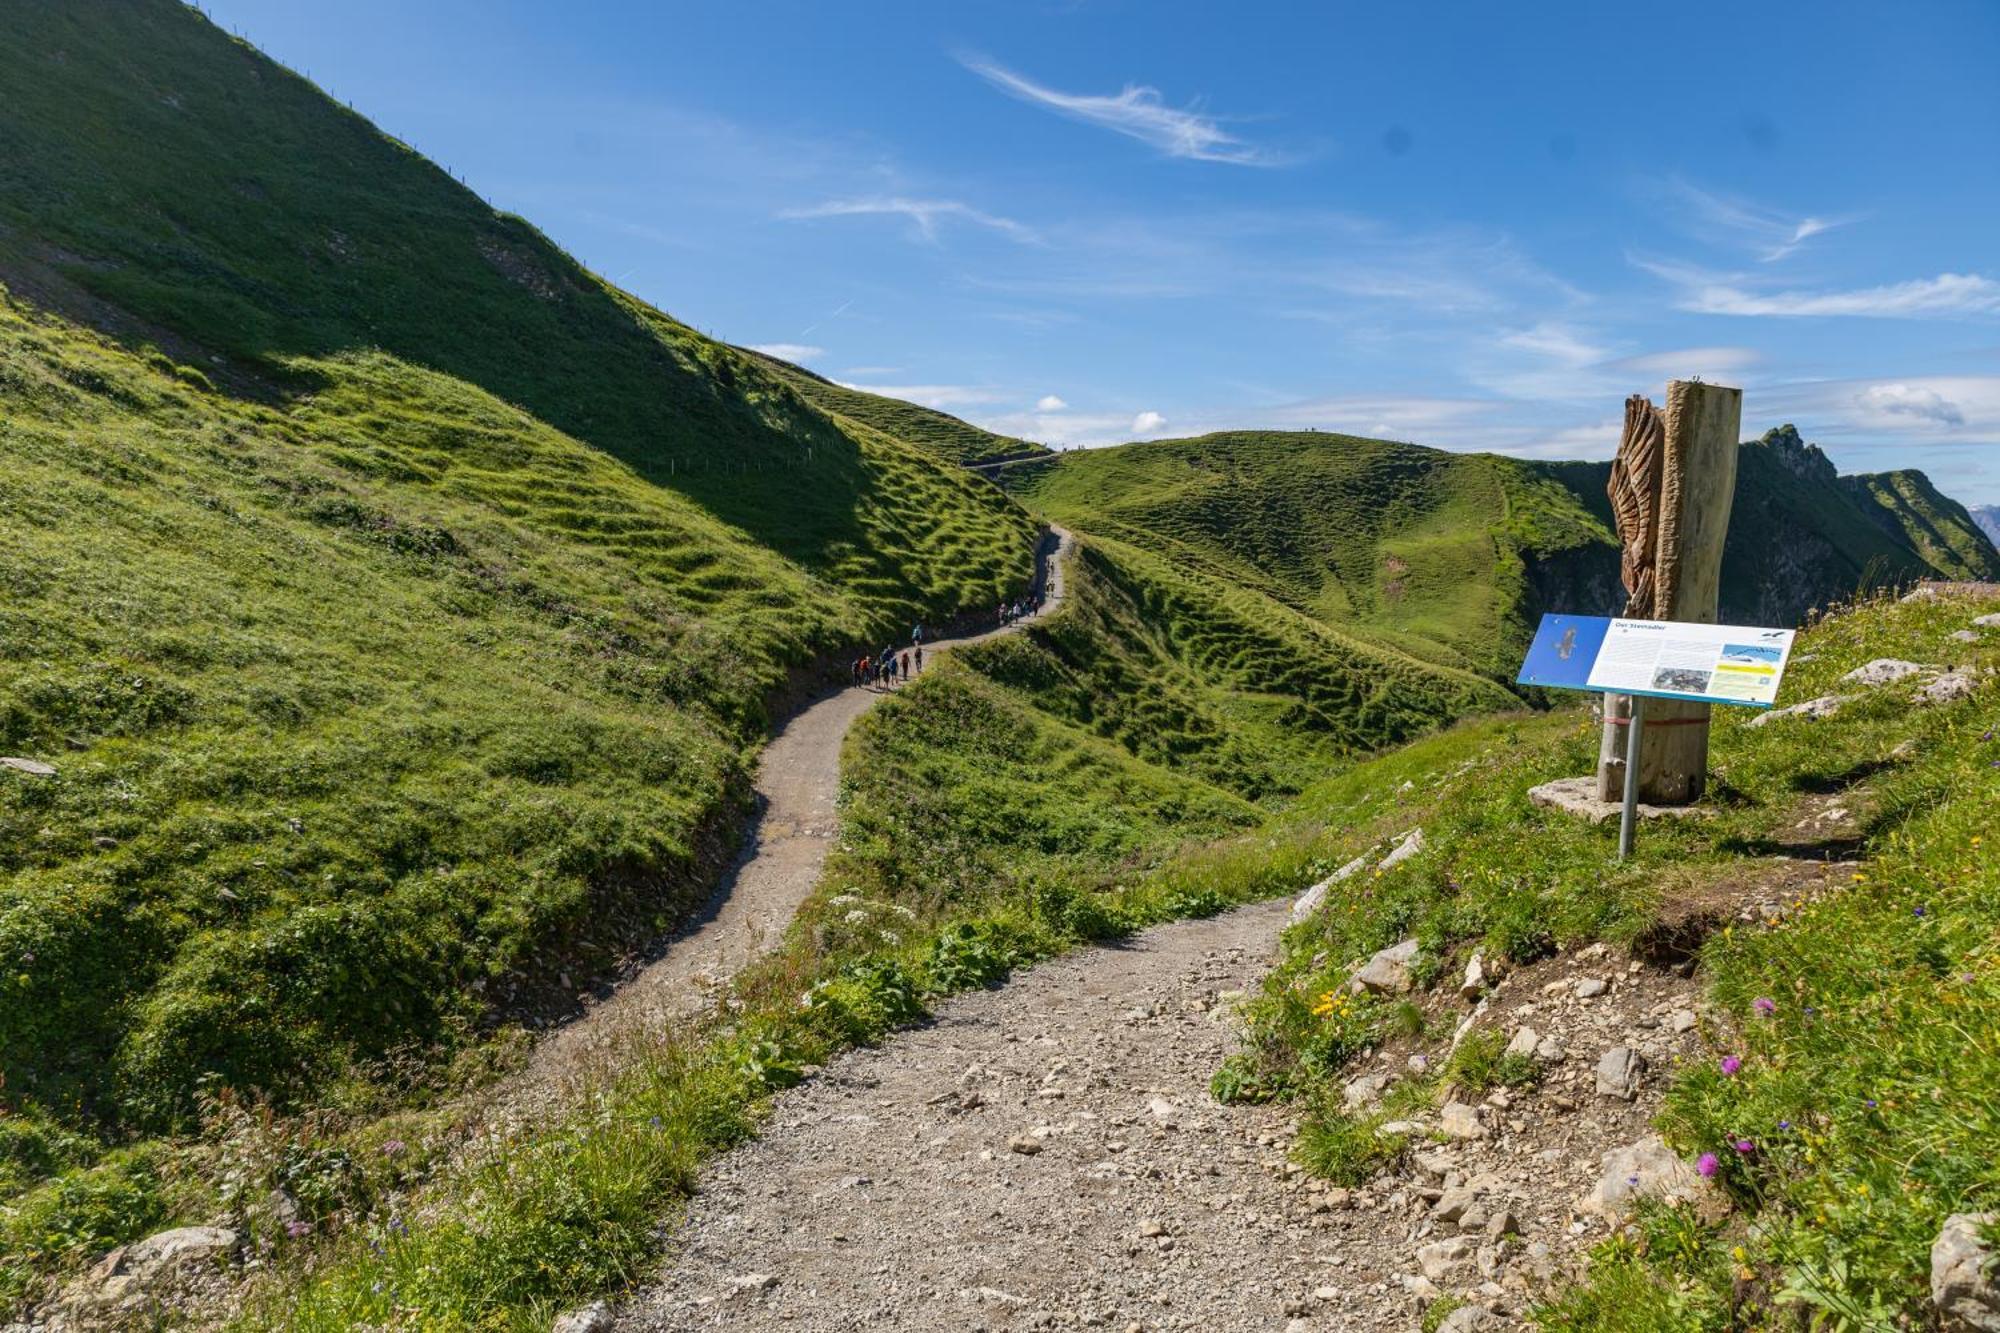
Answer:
[1594,379,1742,804]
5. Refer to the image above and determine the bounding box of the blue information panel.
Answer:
[1517,614,1796,709]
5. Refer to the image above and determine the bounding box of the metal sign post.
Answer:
[1617,696,1644,860]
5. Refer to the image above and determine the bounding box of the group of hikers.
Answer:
[849,583,1048,690]
[995,586,1045,627]
[851,638,922,688]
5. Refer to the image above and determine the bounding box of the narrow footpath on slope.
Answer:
[493,526,1074,1122]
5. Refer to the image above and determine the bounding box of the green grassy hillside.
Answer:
[740,349,1049,468]
[0,1,1043,1308]
[1006,431,1616,679]
[1220,586,2000,1331]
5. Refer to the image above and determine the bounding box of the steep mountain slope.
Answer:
[1972,504,2000,546]
[1016,427,1994,671]
[0,1,1041,1302]
[0,0,1034,588]
[741,348,1050,467]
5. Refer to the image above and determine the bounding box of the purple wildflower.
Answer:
[1914,906,1927,918]
[1777,1120,1792,1130]
[1753,996,1777,1015]
[1696,1153,1720,1178]
[1865,1098,1878,1109]
[285,1220,312,1239]
[1720,1055,1742,1075]
[1734,1139,1755,1154]
[379,1138,405,1157]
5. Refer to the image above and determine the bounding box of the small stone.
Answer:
[1343,1073,1390,1110]
[1931,1212,2000,1331]
[728,1272,777,1293]
[1534,1034,1567,1064]
[1460,951,1489,1000]
[1438,1305,1500,1332]
[1579,1135,1721,1220]
[1671,1009,1698,1034]
[1407,1052,1430,1075]
[1842,658,1930,686]
[1575,977,1608,999]
[1952,629,1982,644]
[1918,672,1978,706]
[1746,693,1856,728]
[1976,612,2000,628]
[1378,827,1426,870]
[0,756,56,777]
[1417,1235,1478,1282]
[1138,1219,1167,1238]
[1595,1045,1644,1100]
[1504,1026,1539,1060]
[1440,1101,1487,1141]
[552,1302,613,1333]
[1352,939,1422,995]
[1008,1135,1042,1155]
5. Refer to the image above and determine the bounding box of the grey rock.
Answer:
[1438,1306,1500,1332]
[0,756,56,777]
[1352,938,1421,995]
[1378,827,1426,870]
[1747,693,1856,728]
[1919,672,1979,706]
[1932,1212,2000,1331]
[118,1226,240,1274]
[1579,1135,1717,1220]
[1343,1072,1390,1110]
[1007,1134,1042,1155]
[1459,950,1490,1000]
[1843,658,1931,686]
[1977,613,2000,628]
[1671,1008,1699,1034]
[728,1272,778,1293]
[1416,1235,1478,1282]
[1595,1045,1644,1100]
[1504,1025,1539,1060]
[552,1302,613,1333]
[1576,977,1608,999]
[1953,629,1983,644]
[1439,1101,1487,1141]
[1535,1034,1567,1064]
[1291,854,1370,923]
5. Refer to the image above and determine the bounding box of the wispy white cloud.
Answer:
[783,196,1037,244]
[747,342,824,363]
[962,56,1285,166]
[1643,263,2000,318]
[1036,394,1068,411]
[1131,410,1168,434]
[1658,178,1850,262]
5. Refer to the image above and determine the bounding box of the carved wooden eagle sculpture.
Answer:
[1607,394,1665,617]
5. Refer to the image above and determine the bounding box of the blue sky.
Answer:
[201,0,2000,503]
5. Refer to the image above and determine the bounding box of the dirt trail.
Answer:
[618,900,1308,1333]
[498,527,1073,1116]
[611,835,1861,1331]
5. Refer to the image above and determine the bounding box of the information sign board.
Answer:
[1517,615,1795,709]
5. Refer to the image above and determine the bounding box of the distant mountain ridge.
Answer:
[1006,424,2000,678]
[1971,504,2000,547]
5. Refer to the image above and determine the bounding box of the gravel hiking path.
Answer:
[494,527,1074,1120]
[610,799,1871,1332]
[616,899,1307,1333]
